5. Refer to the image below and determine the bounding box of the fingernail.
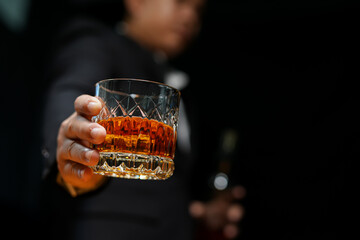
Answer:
[91,127,104,138]
[88,101,100,112]
[78,169,85,179]
[84,150,93,162]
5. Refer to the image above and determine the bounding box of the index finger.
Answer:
[74,94,103,118]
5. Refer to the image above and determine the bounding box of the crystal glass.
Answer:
[91,78,180,180]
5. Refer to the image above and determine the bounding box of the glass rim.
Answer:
[95,78,180,94]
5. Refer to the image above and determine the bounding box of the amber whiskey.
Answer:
[92,116,177,180]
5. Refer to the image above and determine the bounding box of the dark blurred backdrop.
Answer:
[1,0,359,239]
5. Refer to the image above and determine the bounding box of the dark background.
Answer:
[1,0,359,239]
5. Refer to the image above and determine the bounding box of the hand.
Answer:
[56,94,106,189]
[189,186,246,239]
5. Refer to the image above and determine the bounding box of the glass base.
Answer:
[91,152,175,180]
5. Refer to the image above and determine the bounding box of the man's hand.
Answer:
[189,186,246,239]
[56,94,106,189]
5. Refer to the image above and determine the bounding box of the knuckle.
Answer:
[57,133,62,146]
[56,159,65,174]
[60,118,70,131]
[59,119,70,137]
[74,95,82,105]
[57,143,66,160]
[57,133,65,154]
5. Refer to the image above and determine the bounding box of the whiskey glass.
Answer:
[91,78,180,180]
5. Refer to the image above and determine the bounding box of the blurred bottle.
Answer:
[194,129,240,240]
[212,128,238,191]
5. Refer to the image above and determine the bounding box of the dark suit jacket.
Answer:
[41,17,196,240]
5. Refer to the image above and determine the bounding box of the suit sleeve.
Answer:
[41,25,113,177]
